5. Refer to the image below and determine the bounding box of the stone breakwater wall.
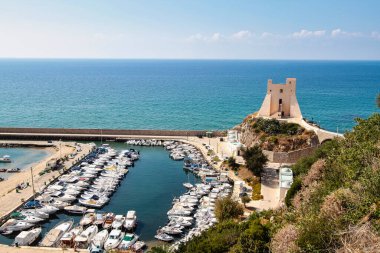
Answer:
[0,127,226,141]
[263,146,317,163]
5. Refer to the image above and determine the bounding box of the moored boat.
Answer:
[104,229,124,250]
[13,227,42,246]
[39,219,73,247]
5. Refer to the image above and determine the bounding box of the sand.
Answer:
[0,141,94,219]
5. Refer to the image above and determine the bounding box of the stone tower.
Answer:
[257,78,302,119]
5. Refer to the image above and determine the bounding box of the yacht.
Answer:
[60,225,83,248]
[64,205,87,214]
[80,212,96,226]
[104,229,124,250]
[118,233,139,250]
[102,213,115,229]
[155,233,174,242]
[112,215,125,230]
[124,210,137,230]
[39,219,73,247]
[90,229,109,249]
[13,227,42,246]
[0,155,11,163]
[74,225,98,249]
[0,219,34,234]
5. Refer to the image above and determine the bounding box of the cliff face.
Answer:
[235,114,318,152]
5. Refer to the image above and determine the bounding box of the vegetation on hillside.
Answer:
[238,117,317,152]
[242,145,268,176]
[154,113,380,253]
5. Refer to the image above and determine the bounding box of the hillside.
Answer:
[150,113,380,253]
[235,115,318,152]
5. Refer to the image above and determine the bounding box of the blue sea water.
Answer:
[0,59,379,132]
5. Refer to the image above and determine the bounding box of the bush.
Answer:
[242,145,268,176]
[285,177,302,207]
[215,197,244,221]
[252,118,303,136]
[228,157,240,171]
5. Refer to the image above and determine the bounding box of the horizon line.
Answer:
[0,57,380,61]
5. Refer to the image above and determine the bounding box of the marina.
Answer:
[0,141,222,251]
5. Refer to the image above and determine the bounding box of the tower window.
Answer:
[280,89,283,93]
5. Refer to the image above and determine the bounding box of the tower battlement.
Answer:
[258,78,302,119]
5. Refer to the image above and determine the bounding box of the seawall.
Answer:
[0,127,226,141]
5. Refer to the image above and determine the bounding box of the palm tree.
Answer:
[377,93,380,108]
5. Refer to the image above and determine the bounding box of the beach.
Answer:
[0,140,94,220]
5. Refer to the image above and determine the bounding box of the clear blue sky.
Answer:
[1,0,379,59]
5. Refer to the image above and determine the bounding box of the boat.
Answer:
[112,214,125,230]
[20,210,49,219]
[102,213,115,229]
[0,168,7,172]
[35,205,59,214]
[7,168,20,172]
[155,233,174,242]
[104,229,124,250]
[78,198,108,208]
[64,205,87,214]
[80,212,96,226]
[94,212,105,226]
[90,229,109,249]
[118,233,139,250]
[60,225,83,248]
[0,155,11,163]
[23,200,42,209]
[131,240,146,251]
[124,210,137,230]
[39,219,73,247]
[0,219,34,234]
[74,225,98,248]
[183,183,194,189]
[13,227,42,246]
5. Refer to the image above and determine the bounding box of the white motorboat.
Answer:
[20,210,49,219]
[131,241,146,251]
[112,215,125,230]
[74,225,98,248]
[118,233,139,250]
[13,227,42,246]
[36,205,61,215]
[104,229,124,250]
[155,233,174,242]
[183,183,194,189]
[78,198,108,208]
[60,225,83,248]
[39,219,73,247]
[0,155,11,163]
[20,215,44,224]
[124,210,137,230]
[80,212,96,226]
[64,205,87,214]
[91,229,109,249]
[0,219,34,234]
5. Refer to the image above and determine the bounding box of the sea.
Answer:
[0,59,379,132]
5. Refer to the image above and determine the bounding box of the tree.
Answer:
[215,197,244,221]
[228,157,240,171]
[241,194,251,207]
[242,145,268,176]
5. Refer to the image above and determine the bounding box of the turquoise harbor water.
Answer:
[0,147,50,179]
[0,142,200,245]
[0,60,379,132]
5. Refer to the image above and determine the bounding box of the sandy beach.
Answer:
[0,140,94,219]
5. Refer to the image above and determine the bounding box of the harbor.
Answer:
[0,139,231,252]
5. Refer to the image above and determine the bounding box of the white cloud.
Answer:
[187,32,223,42]
[371,31,380,40]
[232,30,252,40]
[331,28,361,38]
[292,29,326,38]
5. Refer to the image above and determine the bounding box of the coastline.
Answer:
[0,140,94,220]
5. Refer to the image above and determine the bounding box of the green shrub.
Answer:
[242,145,268,176]
[285,177,302,207]
[215,197,244,222]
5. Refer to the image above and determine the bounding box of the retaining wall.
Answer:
[263,146,317,163]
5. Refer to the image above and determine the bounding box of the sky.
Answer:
[0,0,380,59]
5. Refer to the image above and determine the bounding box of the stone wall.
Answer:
[0,127,226,141]
[263,146,317,164]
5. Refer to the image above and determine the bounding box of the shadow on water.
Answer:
[0,142,200,245]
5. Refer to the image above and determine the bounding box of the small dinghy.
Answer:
[13,227,42,246]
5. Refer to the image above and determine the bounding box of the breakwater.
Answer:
[0,127,225,141]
